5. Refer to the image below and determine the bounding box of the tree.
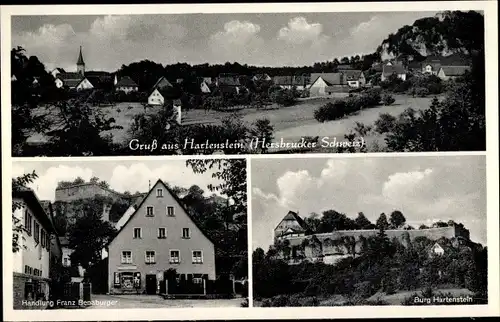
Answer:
[355,212,374,229]
[186,159,247,214]
[249,119,274,153]
[12,171,38,252]
[67,203,117,269]
[375,213,389,230]
[389,210,406,229]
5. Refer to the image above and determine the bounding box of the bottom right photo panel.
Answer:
[251,155,487,307]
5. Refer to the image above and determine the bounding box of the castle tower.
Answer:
[77,46,85,75]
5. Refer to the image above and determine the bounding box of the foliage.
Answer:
[314,89,382,123]
[375,213,389,230]
[269,88,297,107]
[381,54,485,152]
[374,113,397,134]
[67,201,117,269]
[12,171,39,252]
[249,119,275,153]
[389,210,406,229]
[382,94,396,106]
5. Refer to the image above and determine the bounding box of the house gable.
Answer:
[108,179,214,249]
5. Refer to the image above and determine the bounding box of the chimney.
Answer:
[148,180,151,191]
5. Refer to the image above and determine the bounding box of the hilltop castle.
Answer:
[273,211,471,265]
[53,182,146,226]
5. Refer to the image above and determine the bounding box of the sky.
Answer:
[11,11,439,72]
[11,159,225,202]
[251,156,487,250]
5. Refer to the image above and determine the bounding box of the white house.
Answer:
[381,64,407,82]
[252,73,272,82]
[339,69,366,88]
[148,88,167,106]
[308,73,349,96]
[429,242,446,256]
[12,188,57,308]
[55,72,94,91]
[115,76,139,93]
[200,81,211,93]
[51,68,66,79]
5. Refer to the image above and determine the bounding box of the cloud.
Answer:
[12,165,94,201]
[209,20,265,63]
[278,17,329,47]
[108,163,220,196]
[12,15,188,71]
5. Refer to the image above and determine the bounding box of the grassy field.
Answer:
[26,95,435,150]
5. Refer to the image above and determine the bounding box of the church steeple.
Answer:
[77,46,85,75]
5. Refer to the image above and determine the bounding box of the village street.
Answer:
[85,294,244,309]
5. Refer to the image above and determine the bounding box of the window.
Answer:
[192,250,203,264]
[133,228,142,239]
[63,257,69,267]
[34,222,40,243]
[145,251,156,264]
[182,228,190,239]
[40,229,46,248]
[146,206,154,217]
[34,269,39,276]
[158,227,166,239]
[156,189,163,197]
[24,265,30,274]
[170,250,180,264]
[25,211,33,236]
[193,274,203,284]
[121,251,132,264]
[167,206,175,217]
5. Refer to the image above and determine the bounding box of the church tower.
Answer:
[77,46,85,75]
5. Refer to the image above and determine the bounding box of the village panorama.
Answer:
[11,10,485,156]
[11,159,248,309]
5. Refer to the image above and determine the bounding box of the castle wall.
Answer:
[55,183,125,203]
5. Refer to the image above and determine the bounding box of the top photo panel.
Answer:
[10,10,486,156]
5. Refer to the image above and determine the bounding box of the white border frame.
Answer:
[1,1,498,320]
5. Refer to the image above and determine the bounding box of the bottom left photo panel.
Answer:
[10,158,249,310]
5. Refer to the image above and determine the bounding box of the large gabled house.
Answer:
[252,73,272,82]
[437,66,471,81]
[309,73,349,96]
[107,179,216,295]
[55,72,94,91]
[148,76,175,106]
[381,63,407,82]
[273,76,308,90]
[338,69,366,88]
[115,76,139,93]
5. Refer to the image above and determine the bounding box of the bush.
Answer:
[353,281,374,298]
[271,295,291,307]
[363,88,382,106]
[415,87,430,97]
[314,101,345,122]
[261,299,272,307]
[382,94,395,106]
[374,113,397,134]
[240,298,249,307]
[270,88,296,107]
